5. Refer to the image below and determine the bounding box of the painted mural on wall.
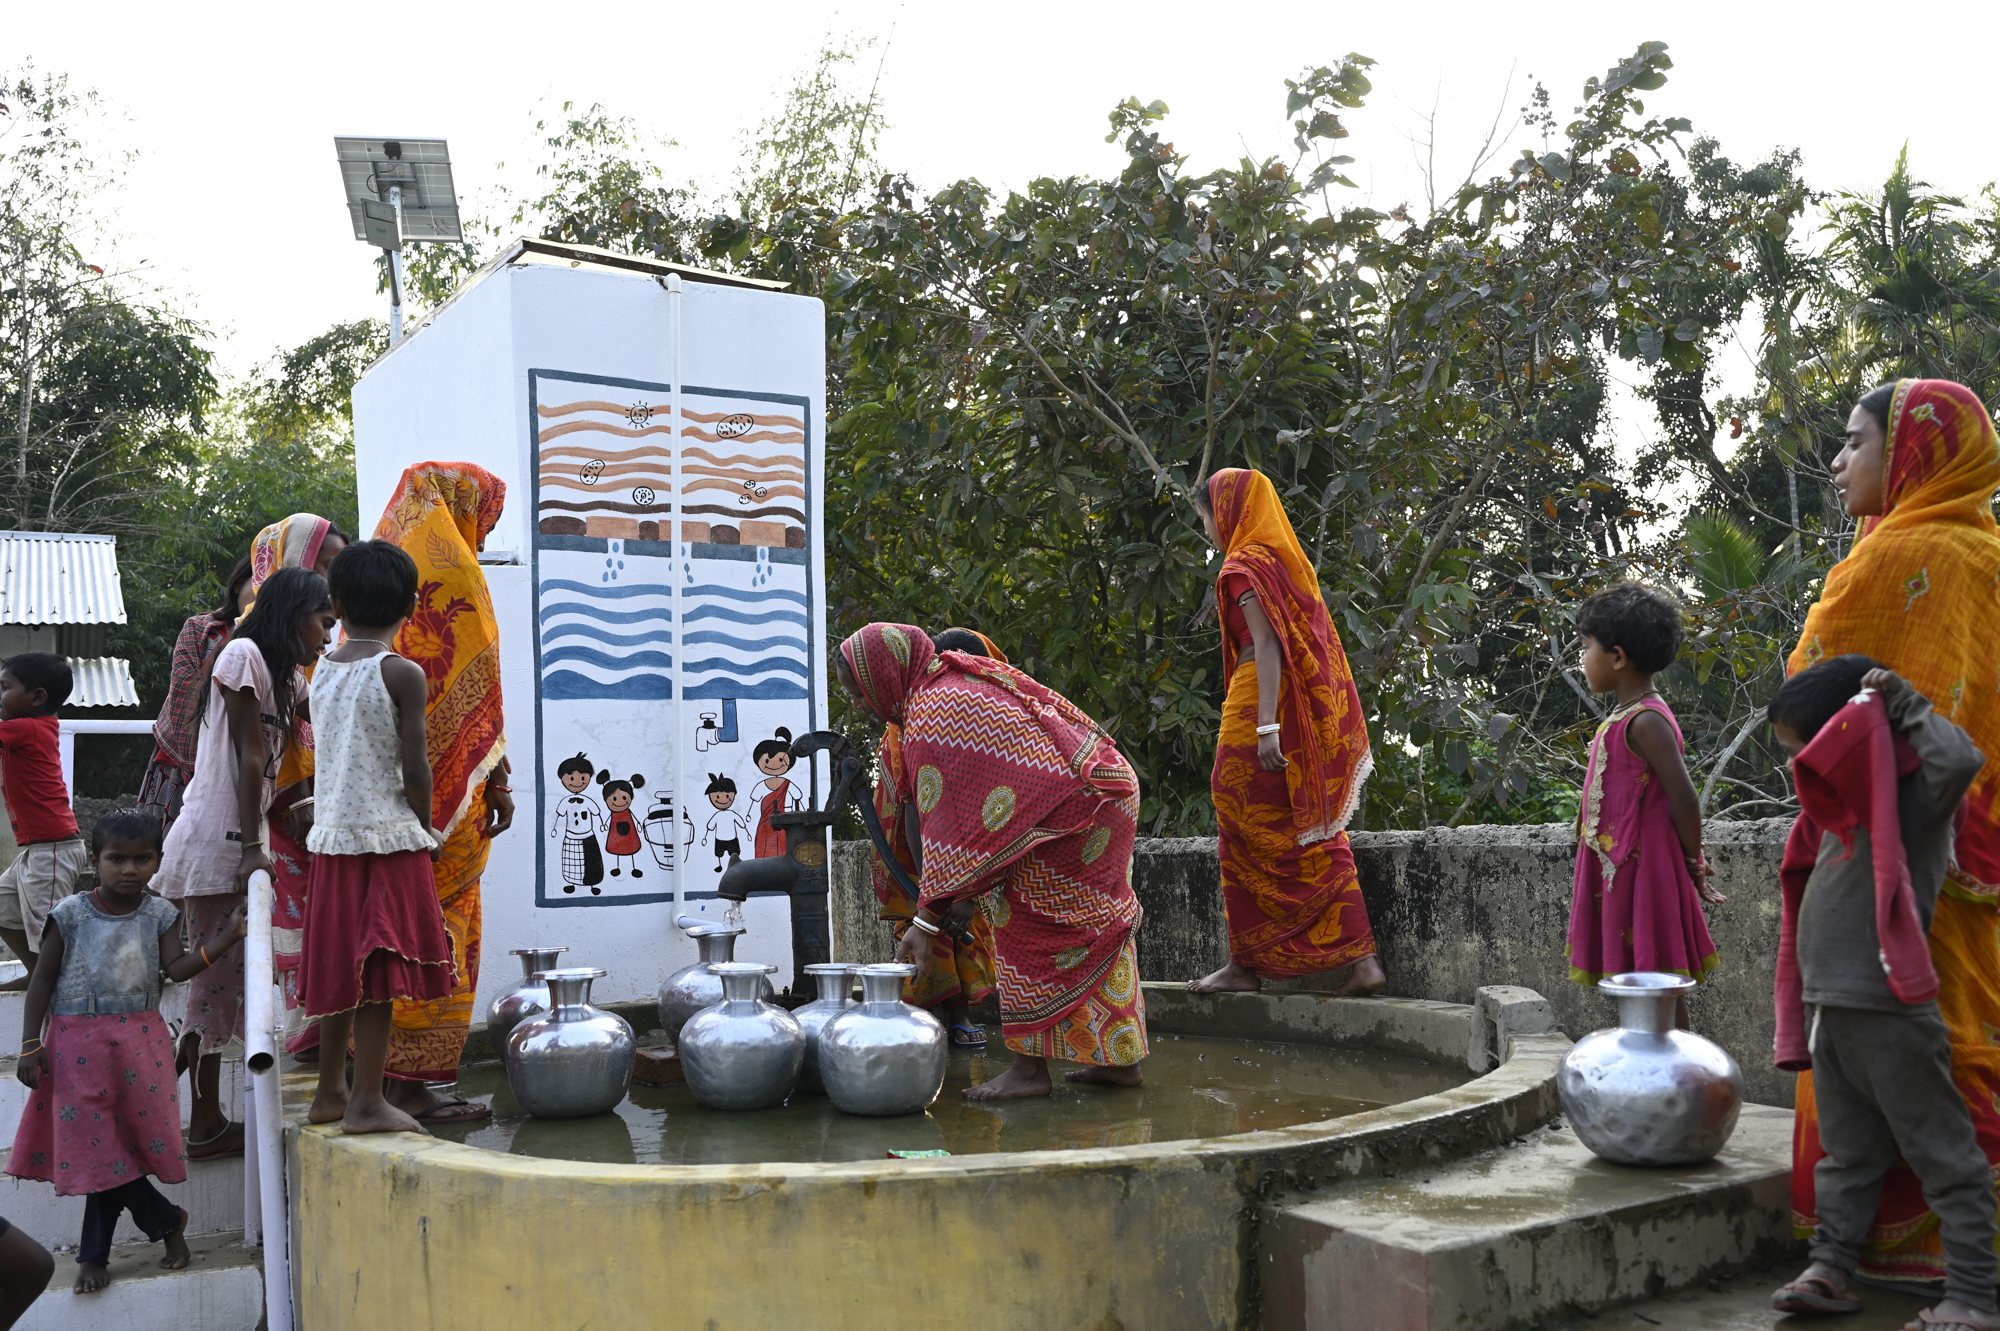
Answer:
[528,369,815,906]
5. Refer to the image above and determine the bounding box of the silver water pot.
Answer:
[679,962,802,1110]
[819,964,947,1117]
[504,968,636,1119]
[485,946,568,1053]
[793,963,857,1094]
[657,925,773,1044]
[1558,971,1742,1166]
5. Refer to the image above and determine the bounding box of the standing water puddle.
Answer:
[429,1027,1470,1164]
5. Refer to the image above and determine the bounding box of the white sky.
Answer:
[17,0,1997,389]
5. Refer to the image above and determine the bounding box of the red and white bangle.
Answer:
[907,914,941,937]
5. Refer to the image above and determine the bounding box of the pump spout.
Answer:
[715,852,800,903]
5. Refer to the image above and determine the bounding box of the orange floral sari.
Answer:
[1207,468,1376,977]
[1787,380,2000,1286]
[373,463,509,1081]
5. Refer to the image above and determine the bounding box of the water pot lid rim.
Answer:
[1597,970,1696,996]
[707,961,778,975]
[857,963,917,978]
[804,963,855,974]
[531,966,607,981]
[509,946,570,957]
[684,924,745,938]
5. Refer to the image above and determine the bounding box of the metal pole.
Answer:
[668,274,685,911]
[242,869,295,1331]
[387,184,406,344]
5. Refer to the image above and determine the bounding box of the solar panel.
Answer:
[333,136,462,246]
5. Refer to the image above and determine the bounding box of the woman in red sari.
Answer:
[840,623,1146,1100]
[1189,468,1385,996]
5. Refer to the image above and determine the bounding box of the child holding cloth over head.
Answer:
[1564,583,1725,1022]
[1768,656,1996,1330]
[299,539,454,1135]
[10,810,245,1294]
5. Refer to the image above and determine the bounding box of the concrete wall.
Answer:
[831,818,1792,1107]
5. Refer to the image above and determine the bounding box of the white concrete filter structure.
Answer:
[352,239,829,1017]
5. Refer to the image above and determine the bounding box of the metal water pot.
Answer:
[793,963,856,1094]
[657,925,772,1043]
[678,962,802,1110]
[819,964,947,1117]
[1558,971,1743,1166]
[486,946,568,1053]
[504,968,636,1119]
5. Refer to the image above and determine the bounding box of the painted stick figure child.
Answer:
[551,752,605,895]
[597,771,647,879]
[750,727,803,859]
[700,774,753,873]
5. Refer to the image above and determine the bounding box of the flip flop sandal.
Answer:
[1905,1308,2000,1331]
[949,1024,988,1049]
[1772,1274,1863,1314]
[413,1097,493,1125]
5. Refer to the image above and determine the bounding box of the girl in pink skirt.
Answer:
[10,811,245,1294]
[1565,583,1727,1023]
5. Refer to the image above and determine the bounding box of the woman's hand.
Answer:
[224,901,251,945]
[1688,855,1728,905]
[483,780,516,839]
[16,1047,42,1089]
[1256,730,1287,772]
[286,801,315,842]
[235,843,272,893]
[938,898,978,939]
[894,925,928,972]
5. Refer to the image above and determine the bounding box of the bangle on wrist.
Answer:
[487,784,513,793]
[1255,722,1282,736]
[907,914,940,937]
[290,796,314,807]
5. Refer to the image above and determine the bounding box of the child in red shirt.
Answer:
[0,654,87,992]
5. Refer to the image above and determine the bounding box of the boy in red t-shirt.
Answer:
[0,654,86,991]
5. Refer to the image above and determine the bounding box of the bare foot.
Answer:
[160,1206,190,1271]
[306,1087,350,1125]
[74,1259,110,1293]
[384,1079,492,1125]
[962,1058,1053,1100]
[1064,1063,1143,1088]
[1187,961,1262,994]
[1330,955,1387,996]
[186,1119,244,1159]
[340,1097,432,1136]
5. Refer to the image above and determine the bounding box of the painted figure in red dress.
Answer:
[596,771,647,879]
[750,727,801,858]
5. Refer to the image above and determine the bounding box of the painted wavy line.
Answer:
[682,629,805,653]
[681,404,804,428]
[539,465,672,485]
[684,503,806,523]
[544,671,677,702]
[537,419,674,442]
[542,645,675,672]
[683,606,808,631]
[682,429,803,449]
[540,580,681,600]
[687,479,806,500]
[537,399,669,418]
[684,448,807,471]
[536,500,669,516]
[539,442,672,462]
[541,607,674,630]
[683,466,803,485]
[683,679,808,701]
[683,584,808,606]
[540,624,676,650]
[682,655,809,679]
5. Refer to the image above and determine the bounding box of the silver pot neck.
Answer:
[512,947,567,978]
[1598,972,1694,1035]
[856,964,915,1006]
[694,931,742,964]
[534,967,606,1016]
[806,965,853,1003]
[710,962,777,1003]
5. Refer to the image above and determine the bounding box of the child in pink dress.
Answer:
[1565,583,1726,1012]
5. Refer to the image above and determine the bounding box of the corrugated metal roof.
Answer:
[66,656,138,708]
[0,531,127,624]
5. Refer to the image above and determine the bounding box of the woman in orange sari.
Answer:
[871,627,1002,1048]
[371,463,513,1125]
[1785,379,2000,1294]
[841,623,1147,1100]
[1189,468,1384,995]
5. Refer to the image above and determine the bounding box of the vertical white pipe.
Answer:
[668,274,685,910]
[243,869,294,1331]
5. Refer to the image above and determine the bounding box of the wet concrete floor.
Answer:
[1550,1266,1936,1331]
[429,1025,1469,1164]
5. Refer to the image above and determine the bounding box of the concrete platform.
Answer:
[1545,1263,1935,1331]
[1262,1102,1800,1331]
[19,1230,263,1330]
[0,1148,246,1245]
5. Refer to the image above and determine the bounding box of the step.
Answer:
[1259,1102,1798,1331]
[19,1230,263,1331]
[0,1054,244,1142]
[0,1148,245,1245]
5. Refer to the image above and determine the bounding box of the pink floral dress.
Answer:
[1564,697,1720,985]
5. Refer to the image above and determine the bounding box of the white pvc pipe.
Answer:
[669,274,685,909]
[242,868,294,1331]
